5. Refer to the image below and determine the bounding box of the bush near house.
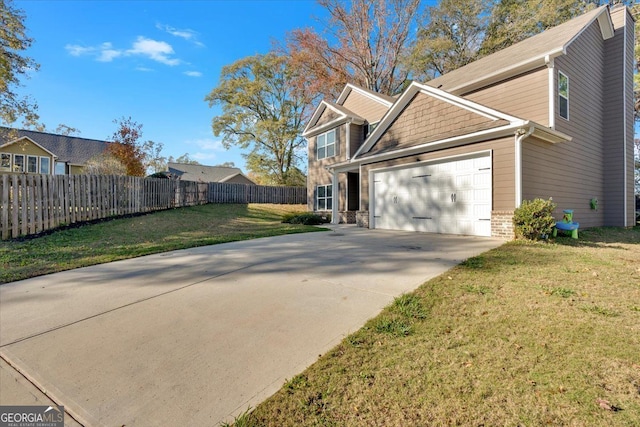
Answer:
[513,198,557,240]
[282,212,330,226]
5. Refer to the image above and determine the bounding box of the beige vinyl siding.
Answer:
[368,92,508,156]
[359,136,515,212]
[464,67,549,126]
[0,139,54,174]
[68,165,85,175]
[523,20,606,228]
[349,124,364,158]
[306,125,346,211]
[602,7,627,226]
[314,108,341,129]
[341,90,389,123]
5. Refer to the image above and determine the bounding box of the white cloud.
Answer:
[97,43,123,62]
[183,71,202,77]
[127,36,180,66]
[65,44,95,56]
[135,66,154,72]
[156,23,205,47]
[65,37,180,66]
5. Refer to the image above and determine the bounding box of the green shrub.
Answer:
[281,212,330,225]
[513,198,557,240]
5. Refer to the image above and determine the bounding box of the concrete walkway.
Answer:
[0,226,503,426]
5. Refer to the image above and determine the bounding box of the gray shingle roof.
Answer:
[167,162,255,184]
[0,127,110,165]
[426,6,611,94]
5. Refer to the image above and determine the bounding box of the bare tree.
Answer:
[285,0,420,100]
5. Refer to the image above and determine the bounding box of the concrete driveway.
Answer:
[0,226,503,426]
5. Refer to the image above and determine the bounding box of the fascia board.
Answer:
[352,82,421,158]
[415,83,524,122]
[302,101,348,137]
[353,81,528,159]
[337,83,395,107]
[565,6,614,49]
[354,123,524,165]
[530,123,572,143]
[1,136,58,158]
[303,117,351,138]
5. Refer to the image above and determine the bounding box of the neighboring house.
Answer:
[304,5,635,238]
[167,162,257,185]
[0,127,110,175]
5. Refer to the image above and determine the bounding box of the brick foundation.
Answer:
[337,211,357,224]
[356,211,369,228]
[491,211,514,239]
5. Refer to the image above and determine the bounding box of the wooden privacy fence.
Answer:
[1,174,306,240]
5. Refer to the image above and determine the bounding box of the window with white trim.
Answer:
[316,184,333,211]
[40,157,50,174]
[365,121,379,138]
[27,155,38,173]
[558,71,569,120]
[13,154,24,172]
[316,129,336,160]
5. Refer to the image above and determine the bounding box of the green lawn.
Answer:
[0,203,320,284]
[230,227,640,427]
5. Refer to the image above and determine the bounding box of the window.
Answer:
[365,121,379,138]
[317,184,333,211]
[55,162,66,175]
[0,153,10,171]
[13,154,24,172]
[558,71,569,120]
[27,155,38,173]
[40,157,50,174]
[316,129,336,160]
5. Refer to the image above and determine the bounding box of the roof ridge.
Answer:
[0,126,110,144]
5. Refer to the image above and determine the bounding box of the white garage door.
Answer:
[372,154,492,236]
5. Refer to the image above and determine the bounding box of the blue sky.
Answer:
[15,0,327,171]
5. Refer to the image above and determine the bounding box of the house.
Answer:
[167,162,257,185]
[304,5,635,238]
[0,127,110,175]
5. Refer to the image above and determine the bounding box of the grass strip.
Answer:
[1,203,322,284]
[235,227,640,426]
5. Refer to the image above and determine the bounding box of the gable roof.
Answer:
[0,136,58,158]
[0,127,109,165]
[336,83,396,107]
[302,100,365,137]
[426,5,614,95]
[167,162,257,184]
[354,81,527,158]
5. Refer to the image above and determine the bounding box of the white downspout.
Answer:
[331,169,339,224]
[546,55,555,129]
[346,123,351,160]
[515,126,534,208]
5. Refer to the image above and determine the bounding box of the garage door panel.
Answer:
[372,154,492,236]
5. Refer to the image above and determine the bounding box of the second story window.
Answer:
[365,121,379,138]
[558,71,569,120]
[317,129,336,160]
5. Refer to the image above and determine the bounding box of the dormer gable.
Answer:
[354,82,528,159]
[302,101,365,137]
